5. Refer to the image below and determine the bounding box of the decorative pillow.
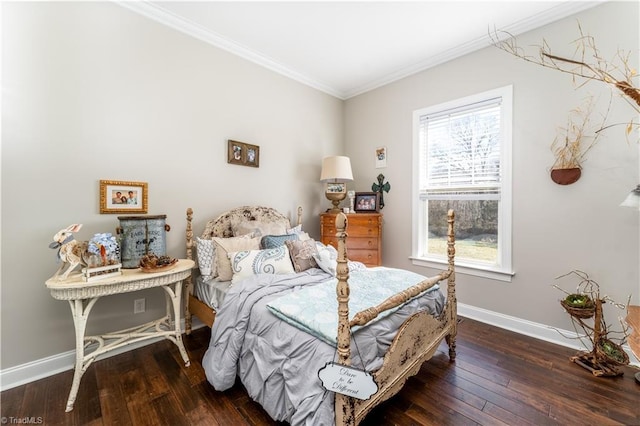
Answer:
[313,242,338,276]
[261,234,299,249]
[229,246,295,284]
[286,224,302,234]
[286,224,311,241]
[196,237,216,279]
[232,220,289,238]
[285,239,319,272]
[212,235,261,281]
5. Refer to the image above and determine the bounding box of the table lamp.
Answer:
[320,156,353,212]
[620,184,640,209]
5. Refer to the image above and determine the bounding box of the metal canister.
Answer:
[117,215,171,268]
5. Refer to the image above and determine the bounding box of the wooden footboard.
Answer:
[334,210,457,426]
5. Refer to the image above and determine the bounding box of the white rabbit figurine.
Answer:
[49,224,88,280]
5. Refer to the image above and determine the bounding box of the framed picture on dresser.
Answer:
[354,192,380,213]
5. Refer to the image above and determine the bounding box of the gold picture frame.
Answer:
[100,180,148,214]
[227,140,260,168]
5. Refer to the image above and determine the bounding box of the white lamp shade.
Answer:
[620,185,640,209]
[320,156,353,182]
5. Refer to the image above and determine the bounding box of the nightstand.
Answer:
[320,212,382,267]
[45,259,194,412]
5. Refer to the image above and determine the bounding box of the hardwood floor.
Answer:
[2,317,638,425]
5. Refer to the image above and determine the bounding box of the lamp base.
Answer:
[328,199,343,213]
[325,191,346,213]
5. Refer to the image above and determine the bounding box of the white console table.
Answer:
[45,259,195,412]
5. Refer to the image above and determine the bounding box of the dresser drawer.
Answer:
[322,224,378,238]
[346,237,378,250]
[345,249,379,267]
[322,237,378,250]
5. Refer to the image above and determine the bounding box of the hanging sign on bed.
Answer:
[318,362,378,400]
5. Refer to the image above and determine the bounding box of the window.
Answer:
[412,86,513,281]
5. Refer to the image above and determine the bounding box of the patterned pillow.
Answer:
[285,239,319,272]
[212,235,261,281]
[228,246,295,284]
[261,234,299,249]
[313,242,338,276]
[196,237,216,279]
[232,220,289,237]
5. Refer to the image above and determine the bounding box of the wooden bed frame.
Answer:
[184,206,303,334]
[184,206,457,426]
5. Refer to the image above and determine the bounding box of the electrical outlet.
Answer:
[134,298,145,314]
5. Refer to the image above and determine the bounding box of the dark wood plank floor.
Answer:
[2,317,638,425]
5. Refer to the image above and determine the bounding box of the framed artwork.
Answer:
[375,146,387,168]
[100,180,148,214]
[227,140,260,167]
[354,192,380,213]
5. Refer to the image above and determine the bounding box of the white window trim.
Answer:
[411,85,514,281]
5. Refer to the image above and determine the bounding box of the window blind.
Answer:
[419,97,502,196]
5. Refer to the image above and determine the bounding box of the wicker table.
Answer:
[45,259,195,412]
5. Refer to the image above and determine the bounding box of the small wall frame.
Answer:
[228,140,260,168]
[100,180,148,214]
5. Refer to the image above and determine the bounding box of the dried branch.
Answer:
[551,95,610,169]
[490,23,640,114]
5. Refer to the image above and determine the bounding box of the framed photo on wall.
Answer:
[100,180,148,214]
[375,146,387,168]
[228,140,260,167]
[354,192,380,213]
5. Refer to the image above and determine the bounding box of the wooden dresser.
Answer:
[320,212,382,267]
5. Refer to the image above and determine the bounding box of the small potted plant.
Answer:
[550,97,604,185]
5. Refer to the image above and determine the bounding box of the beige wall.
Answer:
[1,2,343,369]
[2,1,639,379]
[345,1,639,331]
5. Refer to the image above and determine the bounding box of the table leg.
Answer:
[65,297,100,412]
[161,281,190,366]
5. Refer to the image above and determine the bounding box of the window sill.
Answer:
[410,256,514,282]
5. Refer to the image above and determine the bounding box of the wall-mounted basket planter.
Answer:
[551,167,581,185]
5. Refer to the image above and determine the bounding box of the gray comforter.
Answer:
[202,268,445,425]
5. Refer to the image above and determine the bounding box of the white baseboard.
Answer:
[0,318,206,392]
[1,307,636,391]
[458,302,639,367]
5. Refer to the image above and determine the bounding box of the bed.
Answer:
[184,206,457,425]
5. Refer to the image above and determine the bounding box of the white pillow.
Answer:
[287,224,311,241]
[213,235,261,281]
[196,237,216,279]
[228,246,295,284]
[286,224,302,234]
[313,242,338,276]
[232,220,288,237]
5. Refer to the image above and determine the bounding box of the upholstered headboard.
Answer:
[201,206,298,239]
[185,206,303,261]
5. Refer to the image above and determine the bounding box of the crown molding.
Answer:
[116,1,604,101]
[343,1,604,99]
[115,1,344,99]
